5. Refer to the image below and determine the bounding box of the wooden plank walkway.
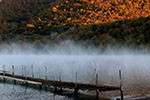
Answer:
[0,72,120,91]
[0,70,124,100]
[0,76,42,85]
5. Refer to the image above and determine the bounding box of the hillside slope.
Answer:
[29,0,150,33]
[0,0,56,40]
[0,0,150,49]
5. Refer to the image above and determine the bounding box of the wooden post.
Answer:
[45,66,47,80]
[2,65,6,82]
[12,65,16,84]
[94,68,97,84]
[39,84,42,90]
[54,86,57,92]
[96,73,99,100]
[59,72,62,92]
[59,72,61,82]
[2,65,5,75]
[12,65,14,75]
[38,67,41,79]
[24,66,27,80]
[45,85,48,91]
[22,65,24,77]
[31,65,34,78]
[74,87,78,95]
[74,72,78,95]
[94,68,99,100]
[96,73,98,86]
[24,66,28,87]
[75,72,77,87]
[14,79,16,84]
[25,81,28,87]
[119,70,124,100]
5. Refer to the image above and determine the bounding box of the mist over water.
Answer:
[0,44,150,98]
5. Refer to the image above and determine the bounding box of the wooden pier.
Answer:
[0,67,124,100]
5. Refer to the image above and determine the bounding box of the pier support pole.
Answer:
[119,70,124,100]
[74,87,79,95]
[12,65,14,75]
[2,65,6,83]
[31,65,34,78]
[24,66,28,87]
[46,85,48,91]
[39,84,42,90]
[45,85,48,91]
[96,89,99,100]
[38,67,41,79]
[12,65,16,84]
[74,72,78,95]
[96,73,99,100]
[24,66,27,80]
[22,65,24,77]
[59,75,62,92]
[45,66,47,80]
[44,66,48,91]
[76,72,77,86]
[25,81,28,87]
[94,68,99,100]
[54,85,57,92]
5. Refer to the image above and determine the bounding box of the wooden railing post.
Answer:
[59,72,62,92]
[24,66,28,87]
[119,69,124,100]
[76,72,77,86]
[96,73,99,100]
[38,67,41,79]
[2,65,5,75]
[24,66,27,80]
[2,65,6,82]
[96,73,98,86]
[22,65,24,77]
[12,65,15,76]
[59,72,61,82]
[74,72,78,95]
[45,66,47,80]
[31,65,34,78]
[12,65,16,84]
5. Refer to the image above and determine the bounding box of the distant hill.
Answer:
[0,0,150,49]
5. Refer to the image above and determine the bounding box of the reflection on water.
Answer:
[0,83,72,100]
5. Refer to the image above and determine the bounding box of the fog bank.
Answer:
[0,44,150,98]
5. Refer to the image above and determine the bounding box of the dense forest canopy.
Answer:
[0,0,150,50]
[0,0,55,42]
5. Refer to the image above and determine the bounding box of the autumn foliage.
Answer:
[0,0,150,50]
[33,0,150,29]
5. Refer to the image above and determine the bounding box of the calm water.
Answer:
[0,83,72,100]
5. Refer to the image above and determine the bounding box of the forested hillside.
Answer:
[0,0,55,42]
[0,0,150,49]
